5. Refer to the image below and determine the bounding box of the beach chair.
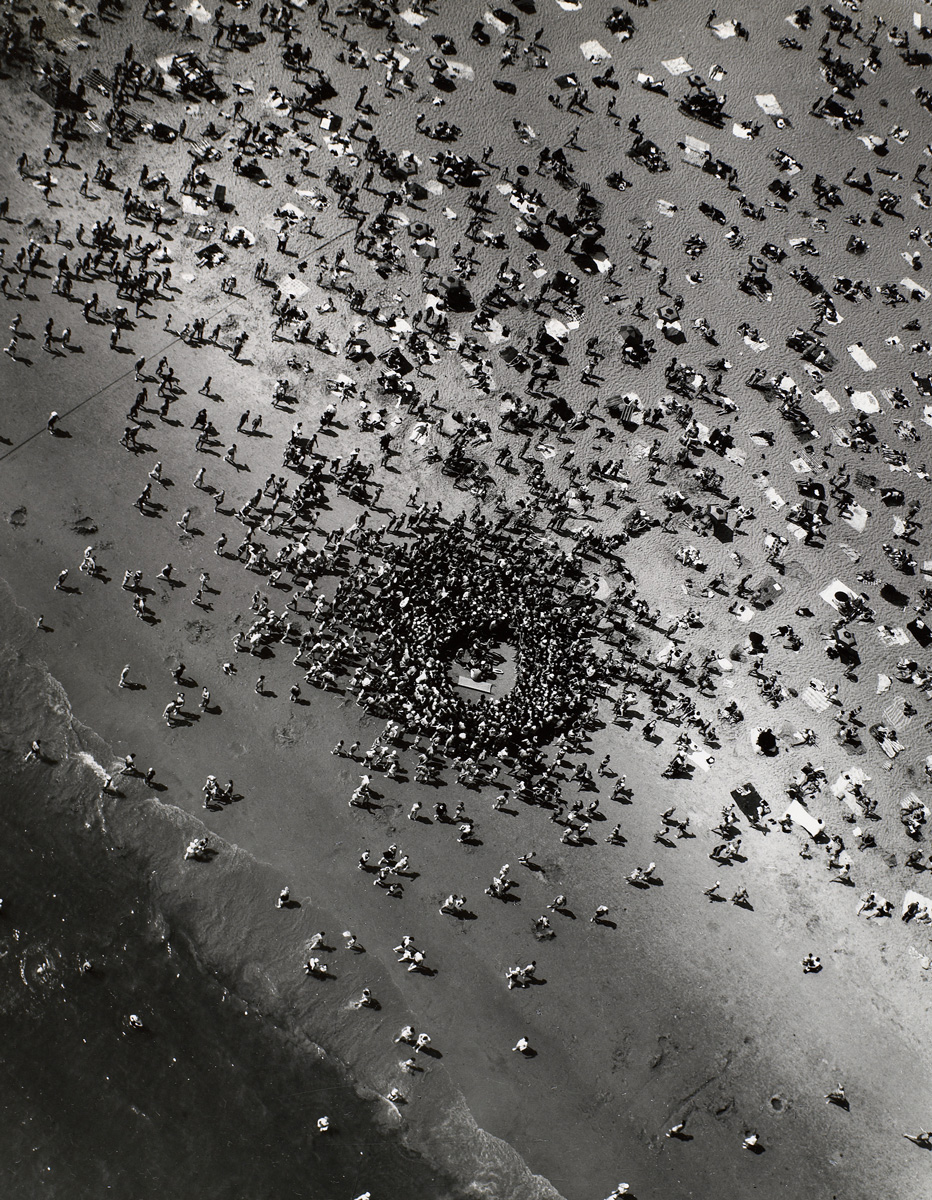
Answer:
[83,68,113,98]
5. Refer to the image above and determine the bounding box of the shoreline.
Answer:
[0,631,566,1200]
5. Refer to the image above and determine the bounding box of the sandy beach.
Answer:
[2,1,932,1198]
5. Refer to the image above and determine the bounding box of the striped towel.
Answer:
[884,697,914,727]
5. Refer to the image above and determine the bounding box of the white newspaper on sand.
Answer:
[756,94,783,116]
[842,504,869,533]
[847,342,877,371]
[813,388,840,413]
[580,40,611,63]
[764,487,785,510]
[902,276,930,300]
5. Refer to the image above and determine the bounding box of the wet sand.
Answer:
[2,1,932,1198]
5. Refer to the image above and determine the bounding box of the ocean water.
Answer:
[0,646,524,1200]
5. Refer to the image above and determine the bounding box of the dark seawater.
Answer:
[0,650,471,1200]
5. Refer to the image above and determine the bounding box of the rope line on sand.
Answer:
[0,223,356,464]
